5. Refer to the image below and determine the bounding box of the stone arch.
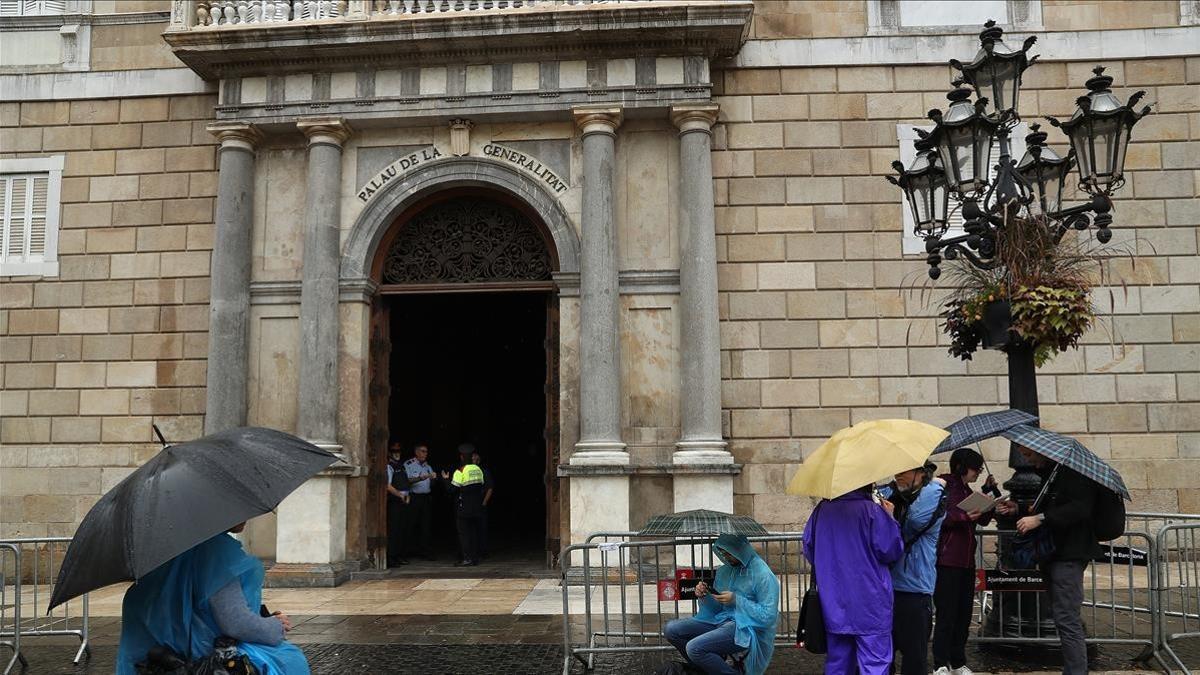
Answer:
[341,156,579,282]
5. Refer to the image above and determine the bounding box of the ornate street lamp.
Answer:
[1016,123,1071,219]
[951,20,1038,118]
[887,21,1152,642]
[888,132,950,243]
[928,86,997,195]
[1048,66,1152,196]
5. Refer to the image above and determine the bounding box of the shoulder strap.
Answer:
[902,488,947,550]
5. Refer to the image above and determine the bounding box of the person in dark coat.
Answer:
[932,448,1015,675]
[385,441,411,567]
[1015,444,1100,675]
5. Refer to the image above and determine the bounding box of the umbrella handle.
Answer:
[152,423,169,448]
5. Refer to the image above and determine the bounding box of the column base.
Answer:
[673,438,732,465]
[570,440,629,465]
[672,471,735,514]
[263,560,361,588]
[567,469,630,565]
[275,472,348,566]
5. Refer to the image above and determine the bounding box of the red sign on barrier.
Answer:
[657,579,679,602]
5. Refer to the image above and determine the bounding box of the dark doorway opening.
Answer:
[386,291,549,568]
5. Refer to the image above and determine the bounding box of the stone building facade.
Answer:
[1,0,1198,583]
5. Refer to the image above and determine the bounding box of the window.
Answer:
[1,156,64,277]
[0,0,66,16]
[868,0,1042,34]
[898,124,1027,255]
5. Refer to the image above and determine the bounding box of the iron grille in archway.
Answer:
[381,197,553,285]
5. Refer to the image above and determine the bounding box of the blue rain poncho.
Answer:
[116,533,309,675]
[691,533,780,675]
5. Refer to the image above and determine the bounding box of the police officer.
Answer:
[441,443,485,567]
[385,441,410,567]
[471,449,495,559]
[403,443,436,560]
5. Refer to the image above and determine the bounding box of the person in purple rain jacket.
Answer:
[803,485,905,675]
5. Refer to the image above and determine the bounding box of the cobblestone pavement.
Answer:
[9,614,1193,674]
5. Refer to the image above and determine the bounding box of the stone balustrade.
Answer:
[184,0,659,29]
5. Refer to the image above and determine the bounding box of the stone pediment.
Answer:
[164,1,753,81]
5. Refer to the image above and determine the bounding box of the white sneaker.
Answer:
[933,668,952,675]
[951,667,974,675]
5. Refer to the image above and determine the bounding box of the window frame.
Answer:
[867,0,1044,35]
[0,154,64,278]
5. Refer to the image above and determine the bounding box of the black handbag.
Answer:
[796,506,827,655]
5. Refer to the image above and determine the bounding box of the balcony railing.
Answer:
[183,0,661,28]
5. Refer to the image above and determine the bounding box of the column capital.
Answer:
[207,122,263,151]
[573,107,623,137]
[297,117,354,147]
[670,104,720,135]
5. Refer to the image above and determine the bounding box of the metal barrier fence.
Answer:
[0,538,90,675]
[562,516,1200,674]
[1157,523,1200,673]
[560,532,807,674]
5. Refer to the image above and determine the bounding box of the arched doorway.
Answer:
[365,188,561,570]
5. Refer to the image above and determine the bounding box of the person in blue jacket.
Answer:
[880,461,947,675]
[116,523,310,675]
[663,533,780,675]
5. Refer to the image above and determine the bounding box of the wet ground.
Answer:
[8,613,1193,674]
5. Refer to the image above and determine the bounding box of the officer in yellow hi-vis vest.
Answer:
[441,443,486,567]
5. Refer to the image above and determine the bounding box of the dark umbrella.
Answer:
[48,427,337,610]
[1001,424,1131,500]
[933,409,1038,454]
[639,509,768,537]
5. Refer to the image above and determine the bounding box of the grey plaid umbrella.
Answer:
[639,509,768,537]
[1001,424,1131,500]
[933,409,1038,454]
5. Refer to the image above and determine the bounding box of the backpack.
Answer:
[1092,486,1126,542]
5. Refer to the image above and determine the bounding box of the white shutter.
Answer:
[0,155,64,277]
[0,1,21,17]
[899,122,1029,256]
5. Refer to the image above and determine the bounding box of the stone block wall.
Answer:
[710,57,1200,530]
[0,95,218,539]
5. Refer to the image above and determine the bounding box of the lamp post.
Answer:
[889,20,1151,639]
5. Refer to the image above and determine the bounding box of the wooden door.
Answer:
[544,293,561,566]
[366,299,391,569]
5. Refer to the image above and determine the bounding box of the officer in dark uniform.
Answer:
[385,441,410,567]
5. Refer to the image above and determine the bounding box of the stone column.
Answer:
[204,123,262,435]
[270,118,353,585]
[670,104,735,517]
[295,117,352,452]
[571,107,626,465]
[567,107,629,555]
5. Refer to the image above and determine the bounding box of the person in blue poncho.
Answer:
[663,533,780,675]
[116,523,310,675]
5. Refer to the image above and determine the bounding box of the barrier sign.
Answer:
[1094,545,1149,566]
[657,579,679,602]
[658,567,716,601]
[976,568,1047,592]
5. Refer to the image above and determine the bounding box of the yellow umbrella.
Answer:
[786,419,949,499]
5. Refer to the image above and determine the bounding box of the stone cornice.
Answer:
[670,103,719,134]
[207,122,263,150]
[164,2,753,80]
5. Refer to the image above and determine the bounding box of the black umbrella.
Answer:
[48,427,337,611]
[639,509,769,537]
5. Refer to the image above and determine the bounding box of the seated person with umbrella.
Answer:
[117,521,309,675]
[46,428,334,675]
